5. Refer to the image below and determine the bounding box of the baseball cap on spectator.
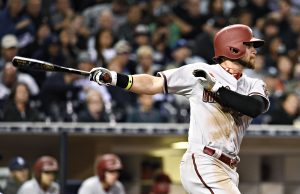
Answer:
[172,39,189,50]
[44,35,60,46]
[9,156,29,171]
[114,40,131,54]
[134,24,150,37]
[1,34,18,48]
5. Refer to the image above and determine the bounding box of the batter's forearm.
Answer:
[217,87,266,118]
[129,74,164,95]
[89,68,164,94]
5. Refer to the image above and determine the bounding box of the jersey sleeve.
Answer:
[249,79,270,113]
[157,65,197,96]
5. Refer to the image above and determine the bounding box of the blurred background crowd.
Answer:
[1,0,300,125]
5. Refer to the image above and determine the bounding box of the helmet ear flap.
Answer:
[229,47,240,55]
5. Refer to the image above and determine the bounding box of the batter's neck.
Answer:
[220,61,243,80]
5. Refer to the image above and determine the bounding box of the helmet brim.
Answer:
[245,37,264,48]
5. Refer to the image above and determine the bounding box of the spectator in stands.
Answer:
[96,9,115,35]
[117,3,143,45]
[2,156,30,194]
[274,0,297,53]
[32,35,66,85]
[78,153,125,194]
[132,24,151,52]
[149,172,172,194]
[69,14,91,50]
[205,0,230,31]
[171,0,208,40]
[0,34,19,70]
[18,156,59,194]
[127,94,167,123]
[19,23,51,59]
[2,82,41,122]
[39,69,81,122]
[77,88,109,122]
[166,39,202,70]
[268,92,300,125]
[49,0,75,32]
[0,62,39,102]
[135,45,162,75]
[149,3,180,48]
[0,0,35,45]
[74,51,112,112]
[88,28,116,67]
[25,0,47,29]
[33,34,65,66]
[284,14,300,61]
[150,24,172,67]
[109,39,136,75]
[58,28,80,66]
[192,17,225,64]
[276,55,294,85]
[260,17,281,57]
[264,36,287,68]
[245,0,271,25]
[83,0,128,35]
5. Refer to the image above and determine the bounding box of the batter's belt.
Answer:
[203,146,239,169]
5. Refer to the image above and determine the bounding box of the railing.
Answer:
[0,122,300,136]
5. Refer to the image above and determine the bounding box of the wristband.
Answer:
[116,73,133,90]
[125,75,133,90]
[110,71,117,86]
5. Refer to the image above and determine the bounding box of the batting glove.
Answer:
[89,67,117,86]
[193,69,222,92]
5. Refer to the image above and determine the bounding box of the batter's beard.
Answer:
[235,58,255,69]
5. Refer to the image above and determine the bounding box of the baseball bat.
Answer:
[12,56,90,76]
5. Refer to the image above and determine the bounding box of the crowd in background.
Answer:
[1,0,300,125]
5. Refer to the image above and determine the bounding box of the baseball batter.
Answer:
[89,24,269,194]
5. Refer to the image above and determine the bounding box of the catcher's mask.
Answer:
[213,24,264,63]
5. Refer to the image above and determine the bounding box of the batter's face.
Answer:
[239,42,257,69]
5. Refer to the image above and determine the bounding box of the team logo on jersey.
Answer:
[202,86,230,103]
[202,90,217,103]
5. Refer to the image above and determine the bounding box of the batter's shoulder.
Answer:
[184,62,216,70]
[242,74,263,83]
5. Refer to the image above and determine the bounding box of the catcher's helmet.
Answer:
[34,156,58,179]
[213,24,264,62]
[96,154,122,181]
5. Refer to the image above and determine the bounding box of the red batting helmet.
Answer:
[213,24,264,62]
[96,154,122,181]
[34,156,58,179]
[151,173,172,194]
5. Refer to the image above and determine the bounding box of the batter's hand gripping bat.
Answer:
[12,56,90,76]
